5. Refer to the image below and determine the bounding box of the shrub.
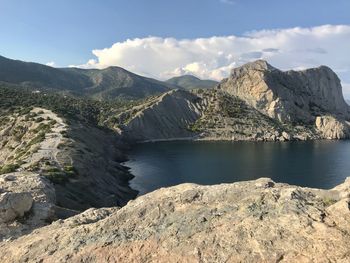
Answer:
[35,117,45,123]
[0,163,20,174]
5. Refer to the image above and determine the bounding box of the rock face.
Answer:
[316,115,350,139]
[0,172,55,241]
[117,89,204,141]
[1,177,350,262]
[218,60,350,123]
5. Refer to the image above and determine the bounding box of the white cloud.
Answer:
[46,61,56,67]
[342,83,350,100]
[71,25,350,94]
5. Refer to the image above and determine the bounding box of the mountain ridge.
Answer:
[166,74,218,90]
[0,55,177,100]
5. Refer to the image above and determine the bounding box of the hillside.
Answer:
[107,61,350,141]
[0,87,140,241]
[166,75,218,90]
[0,55,175,100]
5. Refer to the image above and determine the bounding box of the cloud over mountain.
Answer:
[72,24,350,94]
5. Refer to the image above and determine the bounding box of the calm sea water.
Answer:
[125,141,350,195]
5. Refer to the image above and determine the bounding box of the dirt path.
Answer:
[23,108,67,169]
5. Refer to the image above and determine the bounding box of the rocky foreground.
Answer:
[1,177,350,262]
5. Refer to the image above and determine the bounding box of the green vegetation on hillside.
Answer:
[166,75,218,90]
[0,83,139,126]
[0,55,175,100]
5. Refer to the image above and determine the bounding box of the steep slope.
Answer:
[218,60,350,123]
[0,103,137,213]
[166,75,218,90]
[1,177,350,262]
[0,55,174,100]
[113,89,204,141]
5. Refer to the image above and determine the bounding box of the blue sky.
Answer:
[1,0,349,66]
[1,0,350,97]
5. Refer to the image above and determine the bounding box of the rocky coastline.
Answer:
[1,60,350,262]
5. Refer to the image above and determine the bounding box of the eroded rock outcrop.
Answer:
[0,172,55,241]
[218,60,350,123]
[1,178,350,262]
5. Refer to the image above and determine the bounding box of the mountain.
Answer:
[218,60,350,123]
[166,75,218,90]
[0,55,176,100]
[0,55,91,91]
[112,61,350,142]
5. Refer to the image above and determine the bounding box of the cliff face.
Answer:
[218,60,350,123]
[1,177,350,262]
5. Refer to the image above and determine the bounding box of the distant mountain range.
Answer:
[0,55,192,100]
[166,75,218,90]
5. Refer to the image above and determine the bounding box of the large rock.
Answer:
[0,192,33,223]
[315,115,350,139]
[1,178,350,262]
[0,172,55,241]
[218,60,350,123]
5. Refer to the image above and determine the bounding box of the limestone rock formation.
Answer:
[191,89,318,141]
[315,115,350,139]
[218,60,350,123]
[0,192,33,223]
[0,172,55,241]
[1,178,350,262]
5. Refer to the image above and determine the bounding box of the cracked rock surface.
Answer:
[1,177,350,262]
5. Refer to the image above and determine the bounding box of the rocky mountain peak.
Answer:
[231,60,276,75]
[220,61,350,123]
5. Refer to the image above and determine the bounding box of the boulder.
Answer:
[315,115,350,139]
[282,131,291,141]
[0,192,33,223]
[0,172,55,241]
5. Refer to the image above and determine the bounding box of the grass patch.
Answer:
[323,197,338,207]
[42,166,78,184]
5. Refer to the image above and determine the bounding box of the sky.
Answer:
[0,0,350,96]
